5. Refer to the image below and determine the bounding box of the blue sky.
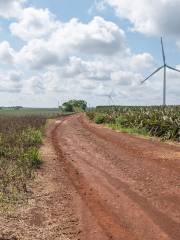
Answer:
[0,0,180,107]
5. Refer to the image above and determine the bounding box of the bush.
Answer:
[95,113,108,124]
[115,115,128,127]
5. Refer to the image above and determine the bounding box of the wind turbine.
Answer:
[105,90,114,105]
[141,37,180,106]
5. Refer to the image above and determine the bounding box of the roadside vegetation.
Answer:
[0,106,77,211]
[0,115,47,211]
[87,106,180,141]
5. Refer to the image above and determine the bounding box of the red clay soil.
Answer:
[0,113,180,240]
[51,114,180,240]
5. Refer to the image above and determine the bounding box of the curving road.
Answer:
[50,113,180,240]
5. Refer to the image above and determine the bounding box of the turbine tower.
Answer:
[141,37,180,106]
[105,91,114,105]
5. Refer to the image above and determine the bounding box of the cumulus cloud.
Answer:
[0,13,156,102]
[10,7,58,41]
[0,41,16,64]
[129,53,154,72]
[0,71,22,93]
[50,17,126,56]
[103,0,180,37]
[111,71,141,86]
[0,0,25,18]
[16,16,126,70]
[1,2,179,105]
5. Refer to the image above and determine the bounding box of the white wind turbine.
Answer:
[141,37,180,106]
[104,90,114,105]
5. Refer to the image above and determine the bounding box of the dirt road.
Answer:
[51,114,180,240]
[1,114,180,240]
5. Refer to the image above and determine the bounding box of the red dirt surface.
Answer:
[0,113,180,240]
[51,114,180,240]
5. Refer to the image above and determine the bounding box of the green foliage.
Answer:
[21,128,43,147]
[87,105,180,141]
[23,147,42,169]
[95,113,107,124]
[61,99,87,112]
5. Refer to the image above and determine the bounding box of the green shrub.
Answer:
[95,113,108,124]
[23,147,42,169]
[115,115,128,127]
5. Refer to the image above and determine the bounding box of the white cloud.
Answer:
[15,16,126,70]
[130,53,154,72]
[0,0,25,18]
[0,13,157,103]
[0,2,179,106]
[10,7,58,41]
[0,41,16,64]
[50,16,126,56]
[88,0,107,15]
[104,0,180,37]
[111,70,141,86]
[0,71,22,93]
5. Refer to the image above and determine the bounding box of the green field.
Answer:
[87,105,180,142]
[0,108,61,117]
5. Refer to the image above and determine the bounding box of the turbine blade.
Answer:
[167,65,180,73]
[161,37,166,65]
[141,66,163,84]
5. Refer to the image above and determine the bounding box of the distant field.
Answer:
[0,108,61,117]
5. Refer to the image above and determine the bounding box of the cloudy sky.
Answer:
[0,0,180,107]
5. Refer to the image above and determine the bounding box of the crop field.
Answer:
[87,105,180,141]
[0,108,61,117]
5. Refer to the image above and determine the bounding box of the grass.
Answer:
[0,115,47,212]
[0,108,73,212]
[107,123,149,137]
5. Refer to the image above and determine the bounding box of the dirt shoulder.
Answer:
[0,118,81,240]
[0,114,180,240]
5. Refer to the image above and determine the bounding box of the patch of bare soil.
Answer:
[1,114,180,240]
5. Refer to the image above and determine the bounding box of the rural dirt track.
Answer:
[50,113,180,240]
[0,113,180,240]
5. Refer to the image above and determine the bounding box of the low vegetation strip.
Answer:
[0,115,46,210]
[87,106,180,141]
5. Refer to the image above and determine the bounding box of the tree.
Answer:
[60,100,87,112]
